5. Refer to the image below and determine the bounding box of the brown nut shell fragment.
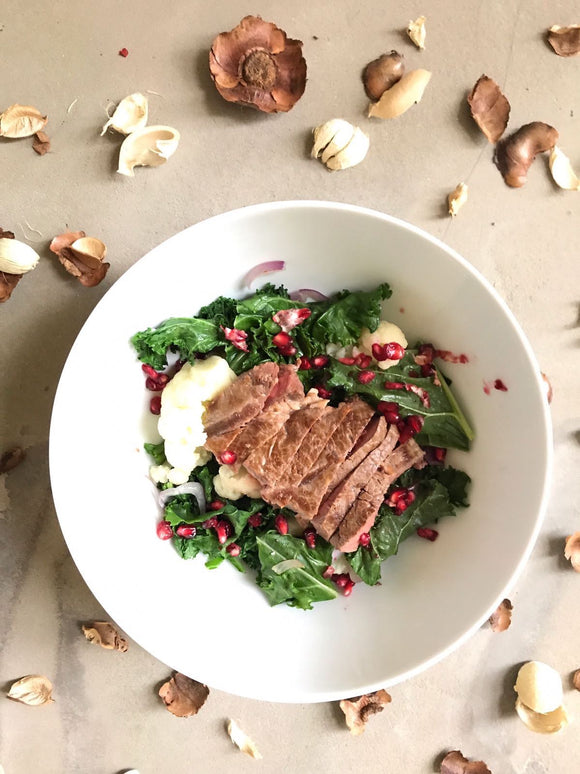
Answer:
[49,230,86,255]
[32,131,51,155]
[440,750,491,774]
[494,122,559,187]
[547,25,580,57]
[540,372,553,403]
[362,52,404,100]
[572,669,580,691]
[0,104,47,138]
[515,698,568,734]
[467,75,510,143]
[339,689,391,735]
[7,675,54,706]
[368,69,431,119]
[82,621,128,652]
[488,598,513,632]
[227,719,263,759]
[448,183,468,216]
[0,447,25,473]
[158,672,209,717]
[209,15,306,113]
[0,227,21,303]
[564,531,580,571]
[50,231,109,287]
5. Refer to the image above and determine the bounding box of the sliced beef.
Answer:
[311,424,400,541]
[203,361,279,439]
[243,396,328,485]
[287,399,375,518]
[325,414,387,493]
[331,438,426,552]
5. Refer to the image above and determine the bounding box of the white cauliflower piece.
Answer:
[213,465,261,501]
[358,321,408,370]
[149,463,171,484]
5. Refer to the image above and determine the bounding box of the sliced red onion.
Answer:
[158,481,206,513]
[289,288,329,302]
[243,260,285,288]
[272,559,305,575]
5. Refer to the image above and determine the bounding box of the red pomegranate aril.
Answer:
[371,343,388,362]
[384,381,405,390]
[332,573,350,589]
[150,396,162,415]
[280,345,297,357]
[176,524,197,538]
[357,370,376,384]
[377,401,400,423]
[202,516,218,529]
[433,447,446,462]
[145,374,169,391]
[342,580,355,597]
[141,363,159,379]
[407,415,424,434]
[272,331,292,349]
[316,386,332,399]
[384,342,405,360]
[338,356,356,365]
[418,343,435,363]
[215,520,230,545]
[226,542,241,557]
[405,491,416,505]
[312,355,329,368]
[388,488,406,504]
[303,527,317,549]
[156,520,173,540]
[355,353,372,369]
[208,500,225,511]
[248,513,262,527]
[274,514,288,535]
[322,565,335,579]
[417,527,439,541]
[421,363,435,377]
[219,450,237,465]
[299,357,312,370]
[494,378,508,392]
[359,532,371,547]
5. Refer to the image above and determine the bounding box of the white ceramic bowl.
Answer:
[49,201,551,703]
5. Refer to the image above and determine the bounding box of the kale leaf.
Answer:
[144,441,166,465]
[132,318,221,370]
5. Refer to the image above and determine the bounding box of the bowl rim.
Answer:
[49,199,553,702]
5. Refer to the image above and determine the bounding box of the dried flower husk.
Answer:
[101,92,148,136]
[564,531,580,571]
[448,183,468,216]
[407,16,426,49]
[467,75,510,143]
[158,672,209,717]
[368,69,431,119]
[50,230,109,287]
[7,675,54,706]
[117,125,180,177]
[0,104,47,138]
[339,689,391,735]
[488,598,512,632]
[440,750,491,774]
[0,447,25,473]
[494,122,559,187]
[209,15,306,113]
[362,52,404,100]
[311,119,369,171]
[32,131,51,155]
[547,25,580,57]
[0,237,40,274]
[82,621,128,651]
[549,146,580,191]
[227,719,263,759]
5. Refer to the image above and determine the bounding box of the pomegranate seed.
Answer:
[118,47,129,57]
[176,524,196,538]
[156,520,173,540]
[149,396,162,415]
[407,415,424,434]
[226,543,241,557]
[322,565,335,579]
[342,580,355,597]
[408,370,420,378]
[303,527,317,549]
[299,357,312,370]
[145,374,168,391]
[417,527,439,541]
[316,386,332,399]
[359,532,371,547]
[371,343,389,362]
[384,381,405,390]
[433,447,446,462]
[398,415,424,444]
[357,370,376,384]
[272,331,292,349]
[405,491,416,505]
[418,343,435,363]
[355,353,372,369]
[219,450,237,465]
[377,401,400,424]
[221,325,249,352]
[421,363,435,377]
[279,345,297,357]
[332,573,350,588]
[494,378,508,392]
[215,520,230,544]
[384,342,405,360]
[388,488,406,504]
[395,500,410,514]
[338,356,356,365]
[208,500,225,511]
[312,355,329,368]
[274,514,288,535]
[248,513,262,527]
[201,516,218,529]
[141,363,159,379]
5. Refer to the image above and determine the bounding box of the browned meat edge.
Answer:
[325,414,387,492]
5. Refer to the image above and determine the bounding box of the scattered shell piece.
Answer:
[572,669,580,691]
[82,621,128,652]
[488,598,512,632]
[0,227,22,302]
[0,104,47,138]
[362,51,405,100]
[547,25,580,57]
[158,672,209,717]
[541,372,553,403]
[50,230,109,287]
[494,122,559,187]
[515,661,563,713]
[467,75,510,143]
[564,531,580,571]
[117,125,180,177]
[7,675,54,706]
[0,447,25,473]
[312,119,369,171]
[0,227,15,239]
[339,689,392,735]
[0,237,40,274]
[227,719,263,759]
[549,146,580,191]
[32,130,51,155]
[515,698,568,734]
[101,93,148,136]
[407,16,427,49]
[440,750,491,774]
[448,183,468,216]
[368,69,431,119]
[49,230,86,254]
[209,15,307,113]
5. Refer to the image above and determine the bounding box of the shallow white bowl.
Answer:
[49,201,551,703]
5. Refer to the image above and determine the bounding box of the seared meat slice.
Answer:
[325,414,387,492]
[287,399,375,518]
[331,438,425,551]
[203,361,279,439]
[311,424,399,541]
